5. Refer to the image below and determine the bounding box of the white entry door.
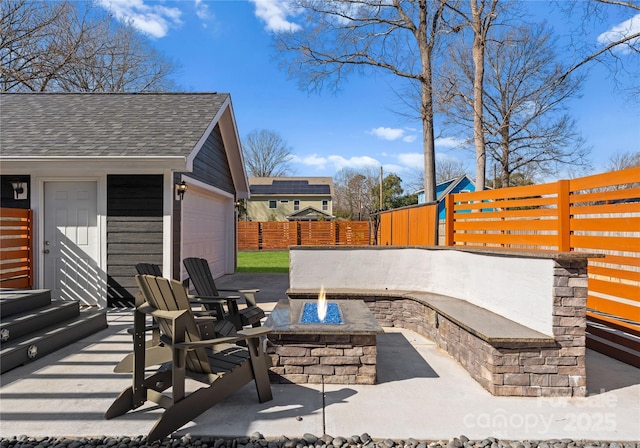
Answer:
[44,181,100,305]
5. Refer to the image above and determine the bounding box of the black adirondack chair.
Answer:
[113,263,236,373]
[183,257,265,330]
[106,274,273,441]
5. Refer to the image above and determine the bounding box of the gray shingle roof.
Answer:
[0,92,229,158]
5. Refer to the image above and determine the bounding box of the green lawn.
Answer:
[236,251,289,273]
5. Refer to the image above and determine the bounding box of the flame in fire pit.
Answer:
[317,285,327,322]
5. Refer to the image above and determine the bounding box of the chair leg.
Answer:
[146,366,255,442]
[104,386,136,420]
[105,371,172,419]
[245,338,273,403]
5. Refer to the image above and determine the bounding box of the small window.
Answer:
[322,200,328,211]
[294,200,300,211]
[269,200,277,209]
[280,200,289,204]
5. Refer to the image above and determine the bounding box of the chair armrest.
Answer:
[217,288,260,294]
[174,327,272,349]
[192,313,219,320]
[139,304,188,320]
[189,294,240,302]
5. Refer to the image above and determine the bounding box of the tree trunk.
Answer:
[418,0,437,203]
[471,0,486,191]
[500,133,510,187]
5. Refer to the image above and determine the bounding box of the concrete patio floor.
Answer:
[1,274,638,442]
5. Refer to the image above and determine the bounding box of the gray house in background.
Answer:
[0,92,249,307]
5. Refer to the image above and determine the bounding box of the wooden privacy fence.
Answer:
[378,203,438,246]
[445,167,640,334]
[0,207,33,289]
[238,221,373,250]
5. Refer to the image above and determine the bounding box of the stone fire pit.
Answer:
[264,299,384,385]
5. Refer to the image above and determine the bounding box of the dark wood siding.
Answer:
[107,174,163,305]
[173,123,236,280]
[189,124,235,194]
[172,172,182,281]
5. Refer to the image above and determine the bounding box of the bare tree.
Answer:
[276,0,453,203]
[242,129,294,177]
[441,22,591,187]
[605,151,640,171]
[557,0,640,98]
[0,0,178,92]
[445,0,501,191]
[333,167,379,220]
[406,157,469,189]
[437,158,469,183]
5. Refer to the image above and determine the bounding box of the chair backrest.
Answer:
[135,274,213,374]
[136,263,163,276]
[183,257,220,297]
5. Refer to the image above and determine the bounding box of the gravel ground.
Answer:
[1,434,637,448]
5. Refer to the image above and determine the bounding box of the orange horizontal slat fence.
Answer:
[0,208,33,289]
[445,166,640,333]
[261,222,298,250]
[337,221,372,245]
[377,203,438,246]
[238,221,373,249]
[237,222,259,250]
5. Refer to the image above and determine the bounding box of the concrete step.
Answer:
[0,308,108,374]
[0,300,80,343]
[0,289,51,318]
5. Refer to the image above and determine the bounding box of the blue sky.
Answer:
[98,0,639,184]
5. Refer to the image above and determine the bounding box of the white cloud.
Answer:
[369,127,405,141]
[194,0,210,21]
[249,0,302,33]
[397,152,423,168]
[597,14,640,53]
[327,155,381,170]
[292,153,381,171]
[97,0,182,38]
[381,163,407,174]
[291,154,328,170]
[435,136,467,149]
[369,126,418,143]
[402,135,417,143]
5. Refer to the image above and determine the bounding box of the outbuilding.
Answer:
[0,92,249,307]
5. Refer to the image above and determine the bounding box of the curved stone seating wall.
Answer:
[288,246,593,398]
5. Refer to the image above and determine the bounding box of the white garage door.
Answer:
[181,185,234,280]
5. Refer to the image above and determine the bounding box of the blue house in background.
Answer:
[416,174,476,220]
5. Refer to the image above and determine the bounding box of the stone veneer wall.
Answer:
[266,333,378,385]
[347,258,587,397]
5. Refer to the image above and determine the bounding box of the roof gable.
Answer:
[286,206,333,221]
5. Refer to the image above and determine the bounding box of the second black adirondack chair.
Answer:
[135,263,163,276]
[105,274,273,441]
[183,257,265,330]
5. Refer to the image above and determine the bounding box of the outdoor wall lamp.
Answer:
[11,179,27,200]
[175,181,187,201]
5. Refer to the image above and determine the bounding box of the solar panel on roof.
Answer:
[250,180,330,195]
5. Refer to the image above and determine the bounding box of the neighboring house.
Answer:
[0,92,249,308]
[246,177,334,221]
[416,174,476,220]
